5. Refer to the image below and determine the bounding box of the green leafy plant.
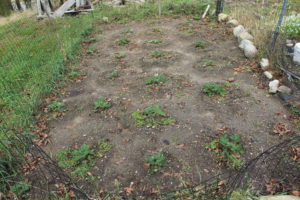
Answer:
[119,37,130,45]
[115,52,126,59]
[148,39,162,44]
[94,98,112,111]
[106,71,119,80]
[229,189,257,200]
[56,144,95,177]
[11,181,31,198]
[206,134,245,170]
[85,37,96,43]
[202,83,228,96]
[145,74,167,85]
[131,105,175,127]
[150,50,163,58]
[290,105,300,115]
[195,40,207,48]
[146,152,166,174]
[86,44,95,54]
[48,101,65,112]
[97,139,113,158]
[203,59,216,68]
[282,15,300,38]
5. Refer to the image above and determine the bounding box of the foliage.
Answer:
[86,44,95,54]
[289,105,300,115]
[85,37,97,43]
[145,74,167,85]
[106,71,119,80]
[202,83,228,96]
[195,40,207,49]
[131,105,175,127]
[10,181,31,198]
[94,98,112,111]
[97,139,113,158]
[206,134,245,170]
[150,50,163,58]
[146,152,166,174]
[115,52,126,59]
[282,15,300,38]
[229,189,257,200]
[48,101,65,112]
[203,59,216,68]
[56,144,95,177]
[148,39,162,44]
[119,37,130,45]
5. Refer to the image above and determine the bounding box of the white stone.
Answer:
[264,71,273,79]
[278,85,292,95]
[260,58,269,70]
[259,195,300,200]
[244,44,258,58]
[218,13,229,22]
[233,25,245,37]
[293,43,300,65]
[227,19,239,26]
[238,31,254,42]
[239,39,253,50]
[269,80,280,93]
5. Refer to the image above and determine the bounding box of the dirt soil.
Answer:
[43,16,298,195]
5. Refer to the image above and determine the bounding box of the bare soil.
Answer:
[43,16,298,194]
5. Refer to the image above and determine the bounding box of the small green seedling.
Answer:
[145,74,167,85]
[48,101,65,112]
[97,139,113,158]
[150,50,163,58]
[290,105,300,115]
[86,45,95,54]
[85,37,96,43]
[152,27,162,33]
[131,105,175,128]
[119,37,130,45]
[115,52,126,59]
[148,39,162,44]
[94,98,112,111]
[195,40,207,49]
[11,181,31,198]
[202,83,228,96]
[203,59,216,68]
[206,134,244,170]
[106,71,119,80]
[146,152,166,174]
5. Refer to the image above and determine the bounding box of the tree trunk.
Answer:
[16,0,22,10]
[0,0,12,16]
[24,0,31,8]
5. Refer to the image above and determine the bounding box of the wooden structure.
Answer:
[37,0,94,18]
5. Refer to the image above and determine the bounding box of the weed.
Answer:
[148,39,162,44]
[85,37,96,43]
[119,37,130,45]
[68,71,80,80]
[145,74,167,85]
[290,105,300,115]
[115,52,126,59]
[94,98,112,111]
[171,136,178,143]
[48,101,65,112]
[229,189,256,200]
[86,45,95,54]
[11,181,31,198]
[56,144,95,177]
[146,152,166,174]
[202,83,228,96]
[152,27,162,33]
[150,50,163,58]
[195,40,207,49]
[97,139,113,158]
[106,71,119,80]
[131,105,175,127]
[203,59,216,68]
[206,134,245,170]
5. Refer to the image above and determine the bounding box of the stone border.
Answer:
[218,13,292,95]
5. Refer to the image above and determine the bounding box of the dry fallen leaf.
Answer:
[273,122,291,135]
[176,144,185,148]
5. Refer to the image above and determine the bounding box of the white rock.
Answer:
[227,19,239,26]
[239,39,253,50]
[244,44,258,58]
[233,25,245,37]
[264,71,273,79]
[293,43,300,65]
[218,13,229,22]
[260,195,300,200]
[238,31,254,42]
[260,58,269,70]
[269,80,280,93]
[278,85,292,94]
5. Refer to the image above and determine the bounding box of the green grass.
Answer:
[206,134,245,170]
[145,74,167,85]
[131,105,175,128]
